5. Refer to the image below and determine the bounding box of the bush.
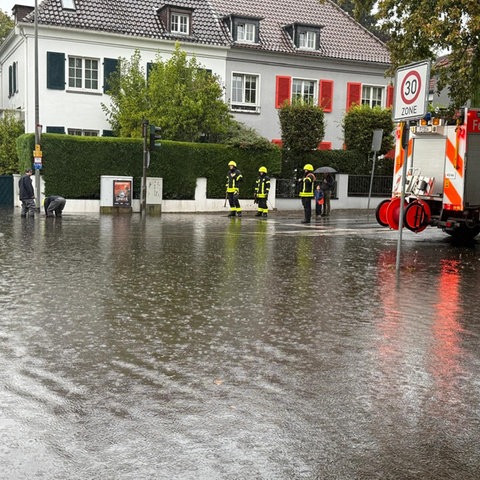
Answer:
[16,134,282,199]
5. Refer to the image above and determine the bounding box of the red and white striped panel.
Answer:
[392,124,413,196]
[443,125,465,210]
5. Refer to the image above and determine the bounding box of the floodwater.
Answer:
[1,208,480,480]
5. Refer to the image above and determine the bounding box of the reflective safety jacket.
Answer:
[299,172,316,197]
[226,167,243,193]
[255,174,270,198]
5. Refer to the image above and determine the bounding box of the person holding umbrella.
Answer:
[314,166,336,217]
[320,171,335,216]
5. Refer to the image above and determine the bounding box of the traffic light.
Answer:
[149,125,162,152]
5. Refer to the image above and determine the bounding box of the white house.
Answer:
[1,0,392,149]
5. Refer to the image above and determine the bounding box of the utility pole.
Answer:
[141,119,149,215]
[34,0,41,210]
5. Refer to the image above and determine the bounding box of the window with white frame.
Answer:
[299,31,316,49]
[292,78,316,104]
[362,85,384,107]
[68,128,99,136]
[68,56,99,91]
[171,12,190,34]
[237,22,256,42]
[231,73,260,112]
[61,0,76,10]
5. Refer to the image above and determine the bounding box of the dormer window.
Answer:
[158,5,193,36]
[171,12,190,35]
[299,31,316,50]
[237,22,256,43]
[61,0,76,10]
[284,23,322,51]
[226,15,261,44]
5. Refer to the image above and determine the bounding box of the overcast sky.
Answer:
[3,1,36,16]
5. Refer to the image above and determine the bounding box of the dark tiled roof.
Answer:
[210,0,390,63]
[29,0,227,45]
[25,0,389,64]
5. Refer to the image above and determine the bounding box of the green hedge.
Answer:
[17,134,281,199]
[281,148,393,177]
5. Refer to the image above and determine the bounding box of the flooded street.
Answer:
[1,209,480,479]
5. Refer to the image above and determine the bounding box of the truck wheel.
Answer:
[446,224,480,240]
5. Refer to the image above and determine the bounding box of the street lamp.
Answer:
[34,0,41,210]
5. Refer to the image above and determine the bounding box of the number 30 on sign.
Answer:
[393,60,430,122]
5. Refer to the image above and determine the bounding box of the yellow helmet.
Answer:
[303,164,314,172]
[259,166,267,173]
[228,161,237,167]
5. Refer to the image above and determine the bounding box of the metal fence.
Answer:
[347,175,392,197]
[275,176,392,199]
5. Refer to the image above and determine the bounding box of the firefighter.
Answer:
[254,166,270,218]
[299,164,316,224]
[226,161,243,217]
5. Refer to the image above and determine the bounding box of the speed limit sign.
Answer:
[393,60,430,121]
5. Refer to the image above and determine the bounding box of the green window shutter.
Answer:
[46,126,66,134]
[8,65,13,97]
[47,52,65,90]
[103,58,118,93]
[147,62,154,81]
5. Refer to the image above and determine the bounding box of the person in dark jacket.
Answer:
[321,173,335,216]
[299,164,316,224]
[44,195,66,217]
[18,169,35,217]
[254,166,270,218]
[226,160,243,217]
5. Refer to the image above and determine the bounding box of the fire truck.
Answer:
[375,108,480,240]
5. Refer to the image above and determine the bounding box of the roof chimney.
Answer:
[12,5,35,23]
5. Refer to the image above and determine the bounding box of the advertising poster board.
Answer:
[113,180,132,207]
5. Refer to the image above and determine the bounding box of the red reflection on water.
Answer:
[375,250,403,361]
[429,259,465,397]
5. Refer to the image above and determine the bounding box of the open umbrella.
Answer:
[314,166,337,174]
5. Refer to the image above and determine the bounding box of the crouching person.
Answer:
[44,195,66,217]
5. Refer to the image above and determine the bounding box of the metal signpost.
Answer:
[367,128,383,211]
[392,60,430,272]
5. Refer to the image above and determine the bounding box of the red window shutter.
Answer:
[275,76,291,109]
[271,139,283,148]
[386,84,394,108]
[317,141,332,150]
[319,80,334,112]
[346,82,362,110]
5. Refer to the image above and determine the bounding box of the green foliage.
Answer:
[0,9,14,44]
[281,148,392,178]
[343,104,394,155]
[0,112,24,174]
[102,44,233,141]
[346,0,480,107]
[214,120,276,150]
[278,103,326,152]
[16,134,281,200]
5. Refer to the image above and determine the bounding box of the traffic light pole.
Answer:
[141,119,148,215]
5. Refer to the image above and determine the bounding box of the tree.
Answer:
[278,103,325,152]
[278,102,326,176]
[344,105,394,155]
[102,44,232,142]
[343,104,394,174]
[0,111,24,174]
[0,9,14,44]
[345,0,480,107]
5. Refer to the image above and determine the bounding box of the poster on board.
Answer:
[113,180,132,207]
